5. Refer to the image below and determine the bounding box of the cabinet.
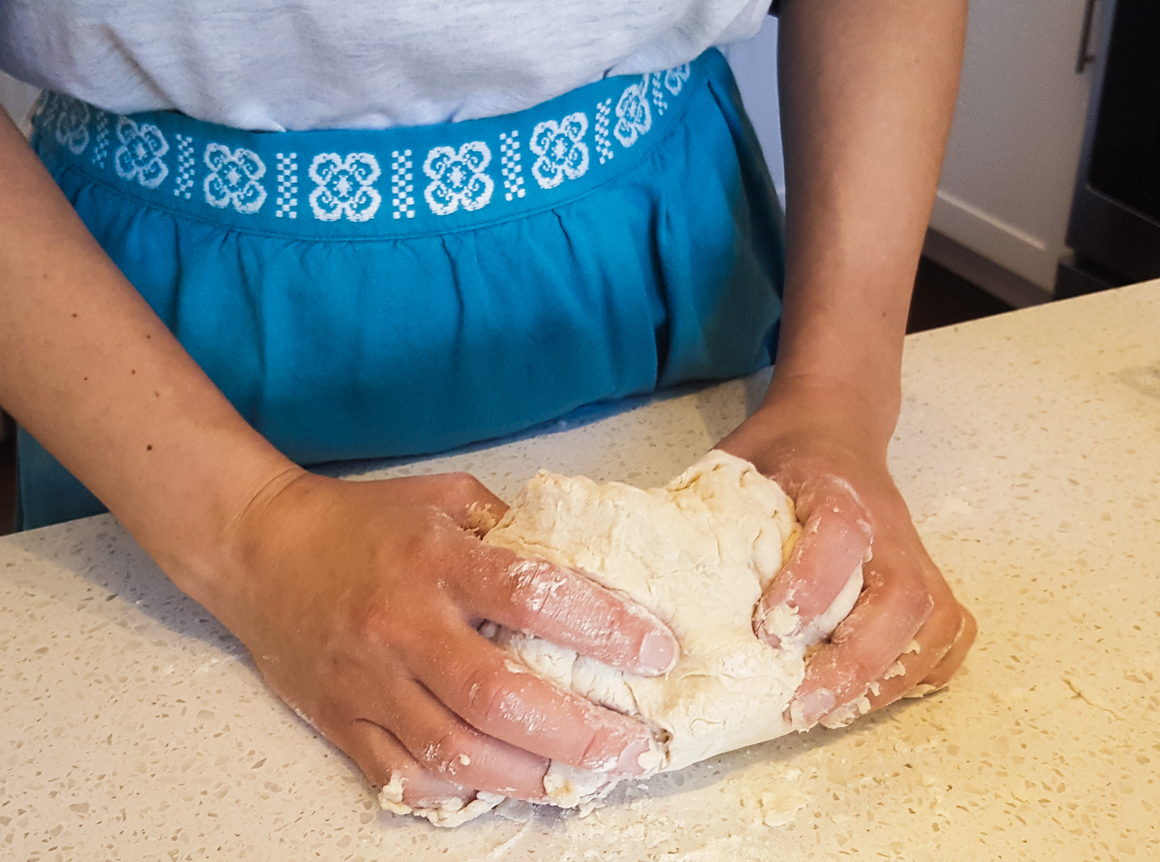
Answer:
[932,0,1099,297]
[727,4,1103,304]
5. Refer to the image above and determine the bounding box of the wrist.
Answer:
[143,448,308,618]
[764,370,899,450]
[719,370,899,476]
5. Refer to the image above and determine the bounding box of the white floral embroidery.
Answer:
[276,153,299,219]
[650,75,669,116]
[530,113,589,190]
[613,75,652,148]
[594,99,614,165]
[174,134,195,200]
[55,98,91,155]
[423,142,494,215]
[309,153,382,222]
[664,64,691,95]
[91,112,110,169]
[391,149,416,219]
[114,117,170,189]
[204,144,267,214]
[499,131,525,201]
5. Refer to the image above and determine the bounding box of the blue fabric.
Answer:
[18,48,784,530]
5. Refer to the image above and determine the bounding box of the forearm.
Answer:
[767,0,967,447]
[0,112,297,600]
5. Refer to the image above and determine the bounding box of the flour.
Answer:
[378,774,507,828]
[380,451,865,825]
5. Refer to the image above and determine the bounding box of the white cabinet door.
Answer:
[728,4,1101,298]
[932,0,1099,291]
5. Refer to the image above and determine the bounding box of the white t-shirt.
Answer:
[0,0,768,131]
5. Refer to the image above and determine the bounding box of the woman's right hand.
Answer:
[0,111,676,811]
[207,469,678,809]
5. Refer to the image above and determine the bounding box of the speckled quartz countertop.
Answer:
[3,282,1160,862]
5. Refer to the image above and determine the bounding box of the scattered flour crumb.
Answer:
[759,789,809,827]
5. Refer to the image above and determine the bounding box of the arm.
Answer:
[719,0,976,723]
[0,111,676,803]
[0,111,291,581]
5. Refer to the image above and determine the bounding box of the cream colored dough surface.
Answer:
[380,451,865,826]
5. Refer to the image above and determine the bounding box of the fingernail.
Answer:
[615,735,662,775]
[638,631,678,674]
[795,689,836,726]
[757,602,799,645]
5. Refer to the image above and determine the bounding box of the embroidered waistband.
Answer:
[32,52,718,239]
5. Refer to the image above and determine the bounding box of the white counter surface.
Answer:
[3,282,1159,861]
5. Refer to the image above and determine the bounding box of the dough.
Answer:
[380,451,864,826]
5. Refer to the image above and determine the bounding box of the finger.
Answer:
[410,620,662,776]
[384,675,550,801]
[860,556,972,707]
[343,718,473,810]
[862,606,957,710]
[454,541,679,676]
[755,508,870,649]
[382,473,510,531]
[433,473,511,535]
[787,562,933,728]
[920,603,977,690]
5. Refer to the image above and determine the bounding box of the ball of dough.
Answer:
[381,451,864,826]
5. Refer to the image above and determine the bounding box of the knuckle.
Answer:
[392,766,470,809]
[505,559,566,620]
[826,647,892,700]
[440,471,486,504]
[350,600,395,648]
[376,757,424,790]
[843,656,880,691]
[899,586,935,627]
[416,728,473,778]
[461,664,512,729]
[574,728,604,770]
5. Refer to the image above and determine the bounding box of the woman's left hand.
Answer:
[716,375,976,729]
[721,0,974,727]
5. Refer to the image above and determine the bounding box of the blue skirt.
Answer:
[19,48,784,530]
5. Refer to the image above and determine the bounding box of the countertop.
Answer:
[3,282,1159,861]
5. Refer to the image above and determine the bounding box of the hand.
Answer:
[205,470,678,809]
[717,376,976,728]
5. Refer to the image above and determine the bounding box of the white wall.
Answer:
[1,70,39,129]
[721,16,786,205]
